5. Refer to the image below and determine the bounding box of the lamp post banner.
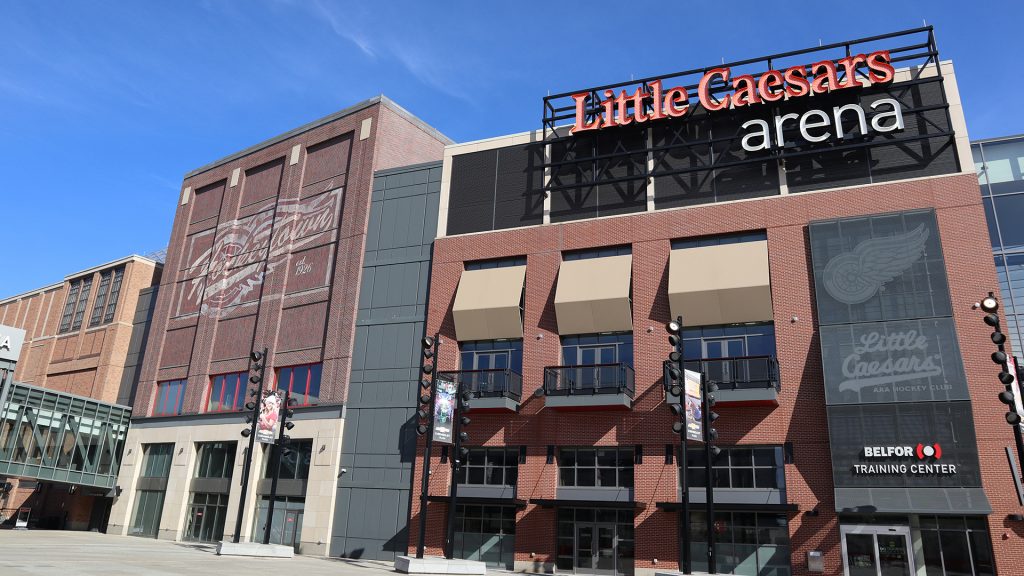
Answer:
[433,378,456,444]
[685,369,704,443]
[256,391,282,444]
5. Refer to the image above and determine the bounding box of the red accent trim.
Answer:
[934,443,942,460]
[916,443,925,459]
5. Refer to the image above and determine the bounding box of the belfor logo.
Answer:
[916,443,942,460]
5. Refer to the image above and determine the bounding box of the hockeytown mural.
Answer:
[183,189,342,318]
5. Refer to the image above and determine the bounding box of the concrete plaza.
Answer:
[0,530,404,576]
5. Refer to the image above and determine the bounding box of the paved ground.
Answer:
[0,530,405,576]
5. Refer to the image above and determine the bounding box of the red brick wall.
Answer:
[409,172,1021,574]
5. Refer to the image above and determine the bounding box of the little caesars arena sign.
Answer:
[570,50,903,151]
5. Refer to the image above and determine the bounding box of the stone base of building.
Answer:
[394,555,487,575]
[216,541,294,558]
[513,560,555,573]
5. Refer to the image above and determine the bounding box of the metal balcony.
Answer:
[438,369,522,411]
[664,355,780,406]
[542,363,635,410]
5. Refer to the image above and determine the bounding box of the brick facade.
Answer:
[133,97,448,418]
[410,172,1022,575]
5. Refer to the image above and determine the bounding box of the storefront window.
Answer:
[265,440,312,480]
[195,442,235,478]
[252,496,305,551]
[454,504,516,569]
[918,516,994,576]
[129,443,174,538]
[559,447,634,488]
[556,508,635,576]
[688,511,791,576]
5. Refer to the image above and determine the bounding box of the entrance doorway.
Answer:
[841,525,914,576]
[575,522,618,575]
[556,508,634,576]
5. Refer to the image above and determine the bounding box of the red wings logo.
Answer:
[916,443,942,460]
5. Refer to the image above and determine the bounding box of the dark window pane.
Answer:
[753,448,776,467]
[559,467,575,487]
[577,468,595,486]
[994,194,1024,250]
[730,448,753,467]
[754,467,777,488]
[731,468,755,488]
[468,467,485,484]
[598,468,617,486]
[984,199,1001,249]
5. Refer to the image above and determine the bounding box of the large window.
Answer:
[141,443,174,478]
[195,442,236,479]
[454,504,516,569]
[919,516,995,576]
[152,379,187,416]
[129,443,174,538]
[688,511,791,576]
[561,333,633,367]
[681,323,776,361]
[559,447,634,488]
[563,245,631,261]
[460,340,523,373]
[556,508,635,574]
[87,266,125,327]
[206,372,246,413]
[276,364,322,407]
[265,440,312,480]
[686,446,783,490]
[455,447,519,486]
[59,275,93,333]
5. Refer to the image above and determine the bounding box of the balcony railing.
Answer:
[543,363,635,398]
[438,369,523,402]
[664,355,780,392]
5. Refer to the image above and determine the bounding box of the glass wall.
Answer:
[0,382,130,489]
[184,442,236,542]
[688,511,791,576]
[918,516,995,576]
[975,137,1024,353]
[128,443,173,538]
[453,504,516,569]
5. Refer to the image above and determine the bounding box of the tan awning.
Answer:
[452,266,526,341]
[668,241,773,326]
[555,255,633,335]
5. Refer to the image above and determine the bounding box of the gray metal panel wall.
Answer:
[330,162,440,560]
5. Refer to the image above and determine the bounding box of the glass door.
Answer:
[579,346,616,391]
[575,522,619,575]
[703,338,745,385]
[841,526,914,576]
[474,351,509,395]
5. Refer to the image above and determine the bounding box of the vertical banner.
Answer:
[256,391,283,444]
[684,369,704,442]
[1009,357,1024,433]
[432,377,456,444]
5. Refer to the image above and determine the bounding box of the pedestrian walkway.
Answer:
[0,530,399,576]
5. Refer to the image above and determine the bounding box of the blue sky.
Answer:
[1,1,1020,297]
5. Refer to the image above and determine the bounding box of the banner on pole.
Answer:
[256,391,283,444]
[1009,357,1024,434]
[684,369,704,443]
[432,377,456,444]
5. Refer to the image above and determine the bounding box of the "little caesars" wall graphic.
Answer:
[820,318,967,404]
